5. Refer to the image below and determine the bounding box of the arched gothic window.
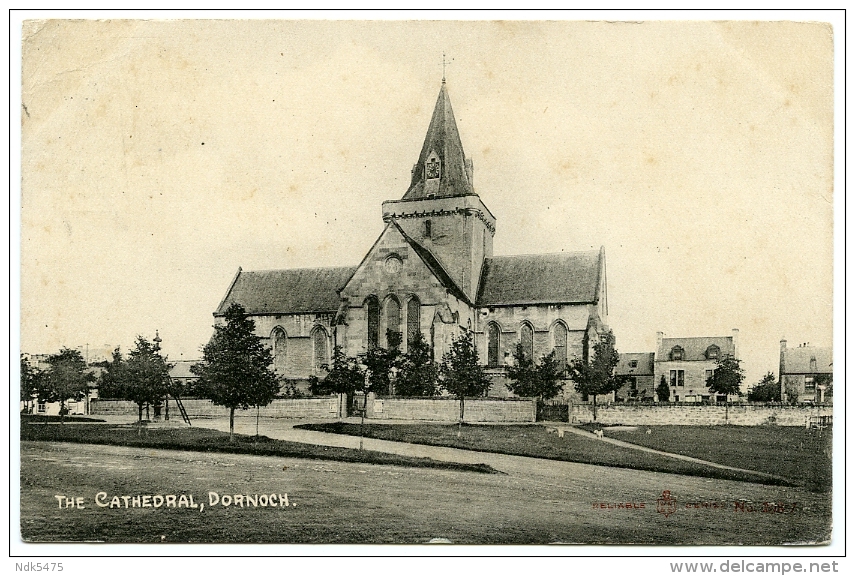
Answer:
[385,296,401,347]
[312,327,328,373]
[553,322,567,370]
[365,296,380,350]
[407,296,421,348]
[487,323,500,367]
[520,323,534,361]
[272,327,287,374]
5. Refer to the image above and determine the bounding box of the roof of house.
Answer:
[657,336,735,362]
[169,360,200,380]
[782,345,833,375]
[215,266,357,316]
[402,83,475,200]
[476,250,602,306]
[616,352,655,376]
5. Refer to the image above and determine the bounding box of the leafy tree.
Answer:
[20,355,43,414]
[362,330,403,396]
[567,330,629,421]
[192,303,280,441]
[706,355,745,423]
[505,342,564,401]
[97,347,127,400]
[815,373,833,401]
[706,356,745,399]
[124,336,173,423]
[748,371,780,402]
[656,374,670,403]
[35,348,93,423]
[396,331,439,397]
[311,346,365,396]
[439,331,492,437]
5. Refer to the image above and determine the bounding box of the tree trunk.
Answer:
[229,407,235,443]
[458,396,464,438]
[360,392,369,451]
[256,406,260,438]
[60,400,66,425]
[592,394,598,422]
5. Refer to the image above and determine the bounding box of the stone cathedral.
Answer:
[214,81,609,396]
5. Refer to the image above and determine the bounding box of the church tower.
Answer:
[382,81,495,303]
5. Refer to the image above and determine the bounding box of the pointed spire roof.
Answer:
[402,83,475,200]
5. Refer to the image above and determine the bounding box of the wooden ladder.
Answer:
[172,394,191,426]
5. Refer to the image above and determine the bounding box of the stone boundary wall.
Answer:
[570,404,833,427]
[91,397,342,419]
[367,397,536,423]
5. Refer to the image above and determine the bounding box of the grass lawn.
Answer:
[600,425,833,492]
[295,422,797,487]
[22,441,832,544]
[20,423,497,475]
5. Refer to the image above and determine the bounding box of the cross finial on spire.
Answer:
[442,52,450,84]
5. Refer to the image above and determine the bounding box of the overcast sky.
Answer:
[19,19,835,385]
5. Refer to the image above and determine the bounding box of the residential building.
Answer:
[615,352,655,401]
[779,339,832,403]
[654,329,740,403]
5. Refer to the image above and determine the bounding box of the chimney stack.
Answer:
[656,331,664,352]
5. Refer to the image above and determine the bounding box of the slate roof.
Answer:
[169,360,200,380]
[476,250,602,306]
[402,83,475,200]
[616,352,655,376]
[657,336,735,362]
[782,345,833,375]
[215,266,357,316]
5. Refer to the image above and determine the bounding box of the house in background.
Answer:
[779,339,833,404]
[169,360,200,395]
[615,352,655,401]
[654,329,740,403]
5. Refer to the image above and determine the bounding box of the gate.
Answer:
[537,401,568,422]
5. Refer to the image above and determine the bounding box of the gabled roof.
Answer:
[389,219,470,303]
[215,266,356,316]
[616,352,655,376]
[402,83,475,200]
[782,345,833,375]
[657,336,735,362]
[476,250,602,306]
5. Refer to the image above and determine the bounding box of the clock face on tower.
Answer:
[426,157,440,179]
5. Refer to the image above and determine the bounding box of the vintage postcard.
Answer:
[15,17,839,554]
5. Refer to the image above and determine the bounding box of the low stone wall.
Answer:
[91,397,343,420]
[367,396,536,423]
[570,404,833,427]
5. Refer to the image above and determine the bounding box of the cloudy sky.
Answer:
[18,19,836,385]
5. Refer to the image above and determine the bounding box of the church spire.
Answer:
[402,82,475,200]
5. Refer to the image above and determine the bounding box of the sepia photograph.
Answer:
[13,14,841,555]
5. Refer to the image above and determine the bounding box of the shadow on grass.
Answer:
[20,422,498,475]
[21,414,107,423]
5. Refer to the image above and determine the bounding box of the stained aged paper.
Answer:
[17,19,837,553]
